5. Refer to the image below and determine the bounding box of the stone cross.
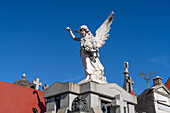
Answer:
[128,77,134,92]
[43,84,49,90]
[111,94,127,113]
[32,78,42,90]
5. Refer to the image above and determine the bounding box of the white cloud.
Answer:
[149,55,170,68]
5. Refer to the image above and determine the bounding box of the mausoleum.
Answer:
[135,76,170,113]
[44,62,137,113]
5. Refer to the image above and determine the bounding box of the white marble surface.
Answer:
[66,12,114,84]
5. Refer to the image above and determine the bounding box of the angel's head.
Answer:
[75,25,91,37]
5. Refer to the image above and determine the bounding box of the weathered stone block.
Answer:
[57,107,69,113]
[46,102,56,112]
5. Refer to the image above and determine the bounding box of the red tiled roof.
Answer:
[165,77,170,90]
[0,81,46,113]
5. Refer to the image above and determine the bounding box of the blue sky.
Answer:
[0,0,170,94]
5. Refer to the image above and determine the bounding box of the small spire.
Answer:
[123,62,135,95]
[22,73,26,79]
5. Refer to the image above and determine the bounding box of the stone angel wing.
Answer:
[94,11,114,49]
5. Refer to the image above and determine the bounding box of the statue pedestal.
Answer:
[78,75,107,84]
[44,81,137,113]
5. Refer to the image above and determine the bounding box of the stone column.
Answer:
[60,93,77,111]
[45,97,56,113]
[46,102,56,113]
[128,104,135,113]
[83,93,102,113]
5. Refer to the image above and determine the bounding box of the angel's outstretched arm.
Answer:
[66,27,81,41]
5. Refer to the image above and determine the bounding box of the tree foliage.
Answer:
[138,70,156,88]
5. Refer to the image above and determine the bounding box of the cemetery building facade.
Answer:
[0,69,170,113]
[135,76,170,113]
[44,81,137,113]
[44,62,137,113]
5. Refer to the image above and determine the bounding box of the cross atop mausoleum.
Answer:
[128,76,134,93]
[43,84,49,90]
[32,78,42,90]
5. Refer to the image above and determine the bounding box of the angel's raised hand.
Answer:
[66,27,71,31]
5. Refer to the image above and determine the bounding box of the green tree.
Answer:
[138,70,156,88]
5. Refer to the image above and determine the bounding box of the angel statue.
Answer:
[66,11,114,84]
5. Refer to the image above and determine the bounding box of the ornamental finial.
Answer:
[124,62,129,73]
[22,73,26,79]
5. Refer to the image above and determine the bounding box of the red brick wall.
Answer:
[0,81,46,113]
[165,77,170,90]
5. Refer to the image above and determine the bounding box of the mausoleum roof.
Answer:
[138,84,170,98]
[13,73,34,88]
[13,79,34,88]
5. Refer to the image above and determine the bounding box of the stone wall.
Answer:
[135,89,156,113]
